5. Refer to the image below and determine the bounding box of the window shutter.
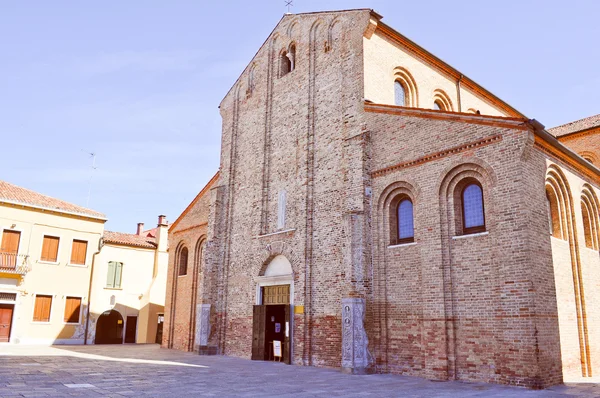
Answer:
[106,261,115,287]
[64,297,81,323]
[114,262,123,288]
[41,236,59,262]
[34,295,52,322]
[33,297,42,322]
[70,240,87,265]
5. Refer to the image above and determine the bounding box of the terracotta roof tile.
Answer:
[548,114,600,137]
[103,231,156,249]
[0,180,106,219]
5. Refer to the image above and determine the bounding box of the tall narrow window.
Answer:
[288,43,296,72]
[397,199,414,243]
[582,203,594,248]
[106,261,123,288]
[546,188,562,239]
[70,240,87,265]
[41,236,59,262]
[33,294,52,322]
[178,247,188,276]
[277,190,287,230]
[394,81,406,106]
[462,183,486,234]
[64,296,82,323]
[280,51,291,77]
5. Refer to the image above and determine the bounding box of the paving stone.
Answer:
[0,345,598,396]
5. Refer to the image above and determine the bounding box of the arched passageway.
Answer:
[95,309,124,344]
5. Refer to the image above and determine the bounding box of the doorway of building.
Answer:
[0,304,14,342]
[155,313,164,344]
[125,316,137,343]
[252,284,291,364]
[95,309,124,344]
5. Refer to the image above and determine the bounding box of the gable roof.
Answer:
[221,9,526,119]
[103,231,156,249]
[548,114,600,138]
[0,180,106,220]
[169,171,220,232]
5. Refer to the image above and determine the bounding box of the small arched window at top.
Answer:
[394,81,406,107]
[178,247,188,276]
[461,183,486,235]
[288,43,296,72]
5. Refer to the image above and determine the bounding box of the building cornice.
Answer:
[364,102,527,129]
[371,134,503,178]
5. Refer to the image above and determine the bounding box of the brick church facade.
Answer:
[163,9,600,388]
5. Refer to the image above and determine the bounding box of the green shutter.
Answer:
[106,261,115,288]
[115,262,123,288]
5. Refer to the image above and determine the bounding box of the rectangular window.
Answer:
[277,190,287,229]
[70,240,88,265]
[106,261,123,288]
[41,236,60,262]
[64,297,81,323]
[33,294,52,322]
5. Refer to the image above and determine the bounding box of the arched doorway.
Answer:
[95,309,124,344]
[252,255,293,364]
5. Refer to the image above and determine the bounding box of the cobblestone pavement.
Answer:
[1,344,599,397]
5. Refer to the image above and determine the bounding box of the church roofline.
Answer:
[219,9,375,106]
[365,102,600,184]
[373,20,526,119]
[169,171,220,232]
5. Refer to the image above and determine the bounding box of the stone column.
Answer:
[341,298,372,374]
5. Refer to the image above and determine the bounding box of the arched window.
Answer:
[288,43,296,72]
[397,198,414,243]
[581,187,600,249]
[582,201,594,248]
[546,187,562,239]
[461,183,486,234]
[432,89,453,111]
[178,247,188,276]
[389,194,414,245]
[280,50,291,77]
[394,81,406,107]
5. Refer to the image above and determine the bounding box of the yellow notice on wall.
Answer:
[294,305,304,314]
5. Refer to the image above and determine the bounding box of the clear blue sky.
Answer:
[1,1,598,232]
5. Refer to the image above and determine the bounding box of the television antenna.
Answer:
[285,0,293,14]
[82,150,97,207]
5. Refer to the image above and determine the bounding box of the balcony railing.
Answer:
[0,252,31,275]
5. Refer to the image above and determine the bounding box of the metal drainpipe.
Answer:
[84,238,104,345]
[457,74,464,112]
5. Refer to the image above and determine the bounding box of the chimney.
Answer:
[136,222,144,236]
[158,215,167,226]
[156,215,168,253]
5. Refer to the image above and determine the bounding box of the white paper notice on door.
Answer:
[285,321,289,337]
[273,340,282,357]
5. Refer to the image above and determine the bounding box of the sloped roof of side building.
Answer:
[0,179,106,220]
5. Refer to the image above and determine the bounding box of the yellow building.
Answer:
[90,217,168,344]
[0,180,169,345]
[0,180,105,344]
